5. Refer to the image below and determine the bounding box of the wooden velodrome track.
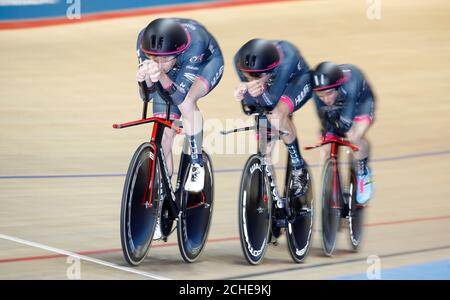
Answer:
[0,0,449,279]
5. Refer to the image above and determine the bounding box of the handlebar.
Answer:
[113,81,181,133]
[112,117,182,134]
[304,133,359,151]
[138,81,149,119]
[241,102,271,116]
[222,102,289,139]
[220,101,288,140]
[139,81,175,119]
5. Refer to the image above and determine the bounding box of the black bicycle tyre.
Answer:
[285,165,314,263]
[238,155,271,265]
[348,165,364,251]
[120,142,162,266]
[177,151,215,263]
[321,158,341,257]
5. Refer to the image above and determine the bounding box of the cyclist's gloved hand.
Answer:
[326,108,340,127]
[137,62,156,102]
[323,108,353,137]
[234,83,248,101]
[327,117,352,137]
[148,60,162,83]
[318,107,338,135]
[136,61,150,83]
[247,79,266,97]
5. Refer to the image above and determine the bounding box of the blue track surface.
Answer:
[0,0,217,21]
[334,259,450,280]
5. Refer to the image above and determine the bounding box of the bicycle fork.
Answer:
[330,143,343,210]
[142,142,158,209]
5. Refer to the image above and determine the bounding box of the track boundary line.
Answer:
[1,215,449,265]
[0,233,170,280]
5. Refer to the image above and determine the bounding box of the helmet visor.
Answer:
[145,53,177,63]
[242,71,271,81]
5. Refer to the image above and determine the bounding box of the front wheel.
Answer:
[120,143,162,266]
[238,155,271,265]
[321,158,342,257]
[285,165,314,263]
[177,151,214,263]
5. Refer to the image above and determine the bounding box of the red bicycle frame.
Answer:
[305,134,359,209]
[113,105,182,208]
[304,134,359,152]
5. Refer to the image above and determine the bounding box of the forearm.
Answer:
[254,91,277,109]
[326,116,352,136]
[336,105,355,135]
[159,73,174,90]
[138,80,156,101]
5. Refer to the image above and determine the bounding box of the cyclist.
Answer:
[136,18,224,194]
[233,39,313,198]
[311,61,375,204]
